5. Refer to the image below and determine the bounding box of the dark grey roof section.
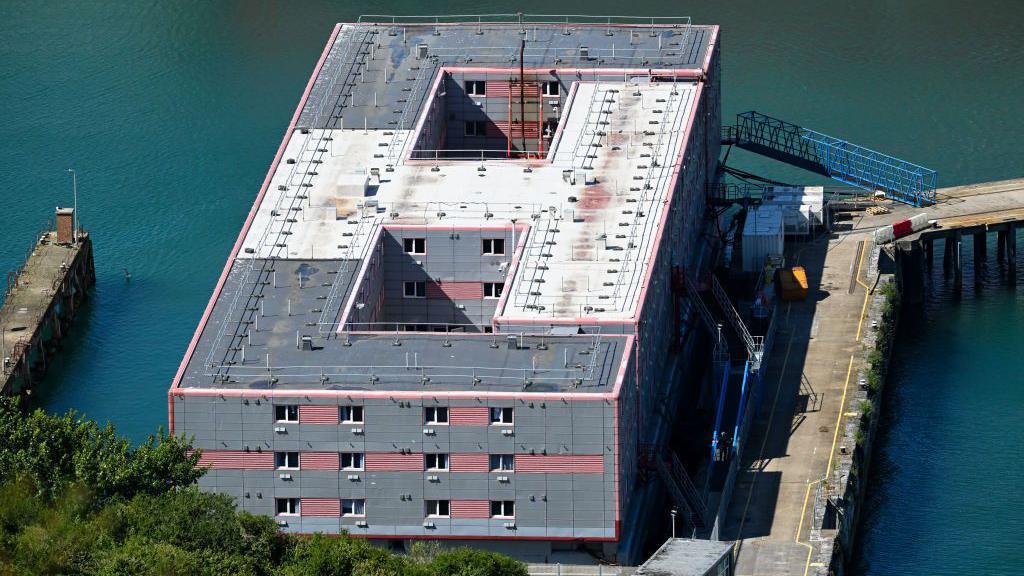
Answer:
[636,538,734,576]
[180,258,626,392]
[297,22,714,130]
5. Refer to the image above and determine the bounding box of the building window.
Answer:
[425,499,450,517]
[340,405,364,424]
[464,120,487,137]
[341,452,364,470]
[275,498,299,516]
[275,451,299,470]
[489,407,514,425]
[424,407,449,425]
[482,238,505,255]
[403,281,426,298]
[274,405,298,422]
[490,454,514,472]
[483,282,504,299]
[425,453,449,471]
[465,80,485,96]
[403,237,425,254]
[342,498,366,517]
[490,500,515,518]
[542,81,560,96]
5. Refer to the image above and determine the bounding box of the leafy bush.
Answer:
[0,399,528,576]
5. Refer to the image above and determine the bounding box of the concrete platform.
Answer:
[1,231,95,394]
[720,218,877,576]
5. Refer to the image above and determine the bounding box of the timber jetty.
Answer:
[1,207,95,395]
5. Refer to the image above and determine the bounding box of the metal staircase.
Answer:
[723,111,937,207]
[654,449,709,530]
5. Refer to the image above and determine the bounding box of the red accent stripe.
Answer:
[426,281,483,300]
[302,452,340,470]
[365,452,424,472]
[451,500,490,518]
[450,453,489,472]
[516,454,604,473]
[484,81,540,98]
[301,498,340,516]
[195,450,275,470]
[299,405,338,424]
[489,121,541,137]
[449,406,490,426]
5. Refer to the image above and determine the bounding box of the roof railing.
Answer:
[357,14,692,27]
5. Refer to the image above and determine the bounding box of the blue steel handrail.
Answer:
[730,111,937,207]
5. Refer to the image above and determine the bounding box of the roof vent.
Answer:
[506,335,519,350]
[301,335,314,351]
[416,44,429,60]
[578,46,589,59]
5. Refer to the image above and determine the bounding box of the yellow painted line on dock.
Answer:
[826,355,855,478]
[854,239,871,290]
[797,477,822,576]
[854,239,873,342]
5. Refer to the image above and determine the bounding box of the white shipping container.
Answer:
[742,206,784,272]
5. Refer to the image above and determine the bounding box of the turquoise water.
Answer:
[1,1,1022,572]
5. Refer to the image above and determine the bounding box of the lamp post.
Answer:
[670,507,678,539]
[66,168,78,244]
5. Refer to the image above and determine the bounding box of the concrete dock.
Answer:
[719,177,1024,575]
[1,209,95,395]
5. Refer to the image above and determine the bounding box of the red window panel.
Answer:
[195,450,275,470]
[425,281,483,300]
[365,452,424,472]
[488,121,541,139]
[515,454,604,473]
[301,452,340,470]
[449,406,489,426]
[299,405,338,424]
[449,453,489,472]
[450,500,490,518]
[484,81,540,98]
[301,498,340,517]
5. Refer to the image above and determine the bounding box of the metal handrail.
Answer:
[205,27,375,371]
[357,14,692,26]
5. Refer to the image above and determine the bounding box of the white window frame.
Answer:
[424,406,449,425]
[425,499,450,518]
[489,407,514,425]
[490,500,515,518]
[483,282,504,299]
[465,80,485,96]
[275,498,300,516]
[340,405,364,424]
[482,238,505,255]
[403,281,426,298]
[403,237,425,254]
[342,498,366,517]
[542,80,560,97]
[489,454,514,472]
[275,451,299,470]
[341,452,364,471]
[425,453,449,471]
[274,404,298,423]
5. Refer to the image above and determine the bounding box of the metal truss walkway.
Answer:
[722,111,937,206]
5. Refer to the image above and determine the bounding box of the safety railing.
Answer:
[358,14,692,27]
[205,332,607,389]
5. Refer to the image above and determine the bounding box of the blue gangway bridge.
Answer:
[722,111,937,207]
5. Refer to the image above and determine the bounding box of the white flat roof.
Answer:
[238,78,698,322]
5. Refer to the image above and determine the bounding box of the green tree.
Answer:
[0,398,200,501]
